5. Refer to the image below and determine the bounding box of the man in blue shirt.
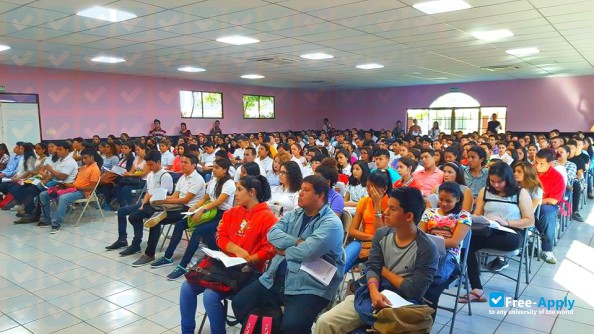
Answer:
[232,175,345,333]
[0,143,23,179]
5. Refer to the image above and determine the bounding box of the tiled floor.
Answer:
[0,201,593,334]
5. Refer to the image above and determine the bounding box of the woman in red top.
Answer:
[180,175,277,334]
[394,157,422,189]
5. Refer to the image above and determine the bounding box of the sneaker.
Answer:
[588,194,594,200]
[37,222,51,227]
[132,254,155,267]
[13,214,40,224]
[166,265,188,280]
[50,227,60,234]
[541,251,557,264]
[11,204,23,212]
[487,257,509,272]
[151,256,174,268]
[119,244,141,256]
[144,211,167,228]
[105,240,128,250]
[16,210,25,217]
[571,212,584,222]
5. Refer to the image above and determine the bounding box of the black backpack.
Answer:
[240,308,282,334]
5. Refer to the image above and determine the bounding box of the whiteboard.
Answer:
[0,102,41,152]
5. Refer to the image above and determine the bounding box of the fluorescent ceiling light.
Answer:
[91,56,126,63]
[178,67,206,73]
[472,29,514,41]
[77,6,137,22]
[300,53,334,60]
[356,63,384,70]
[413,0,471,14]
[241,74,265,79]
[0,45,10,52]
[506,47,540,56]
[216,36,260,45]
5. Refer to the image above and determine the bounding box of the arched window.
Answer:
[406,92,506,136]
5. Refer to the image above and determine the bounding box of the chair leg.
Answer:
[159,224,173,252]
[465,272,472,316]
[197,313,208,334]
[76,201,91,227]
[96,198,106,222]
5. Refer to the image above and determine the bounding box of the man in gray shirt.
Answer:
[315,187,438,334]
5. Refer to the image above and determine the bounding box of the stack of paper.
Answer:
[381,290,413,308]
[202,247,247,268]
[300,258,337,286]
[148,188,168,201]
[110,166,127,175]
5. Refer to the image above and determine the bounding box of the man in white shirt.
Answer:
[232,136,249,165]
[131,154,205,266]
[107,149,174,254]
[159,139,175,170]
[199,142,216,182]
[234,147,257,182]
[17,142,78,223]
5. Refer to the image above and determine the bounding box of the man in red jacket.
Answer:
[535,149,564,264]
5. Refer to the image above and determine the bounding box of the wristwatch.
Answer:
[375,211,383,217]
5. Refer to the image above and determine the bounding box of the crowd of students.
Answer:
[0,120,592,333]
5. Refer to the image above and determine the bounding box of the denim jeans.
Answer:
[179,280,227,334]
[344,241,362,274]
[115,180,145,207]
[117,203,141,240]
[39,190,86,227]
[165,210,223,262]
[537,204,558,252]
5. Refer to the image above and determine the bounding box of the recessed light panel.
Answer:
[356,63,384,70]
[77,6,137,22]
[216,36,260,45]
[300,53,334,60]
[506,47,540,56]
[91,56,126,63]
[472,29,514,41]
[413,0,471,14]
[178,67,206,73]
[241,74,265,79]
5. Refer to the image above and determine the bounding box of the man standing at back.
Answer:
[232,175,345,334]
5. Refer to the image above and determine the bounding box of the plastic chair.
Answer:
[65,180,105,226]
[340,210,353,247]
[335,182,346,197]
[159,222,191,252]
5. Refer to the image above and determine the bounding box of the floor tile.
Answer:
[33,282,82,302]
[52,322,104,334]
[0,293,44,314]
[0,314,19,332]
[503,308,557,332]
[495,322,547,334]
[22,311,81,333]
[107,318,168,334]
[124,296,176,318]
[86,308,142,332]
[0,326,33,334]
[105,287,155,307]
[49,290,100,310]
[65,299,120,321]
[551,318,594,333]
[6,301,64,324]
[86,280,133,298]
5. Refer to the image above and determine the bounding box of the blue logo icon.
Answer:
[489,292,505,307]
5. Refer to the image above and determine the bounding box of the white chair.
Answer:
[66,180,105,226]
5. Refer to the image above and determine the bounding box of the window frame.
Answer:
[242,94,275,119]
[179,90,224,119]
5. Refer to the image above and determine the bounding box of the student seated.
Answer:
[433,161,473,212]
[156,158,236,280]
[463,146,489,198]
[113,143,149,208]
[130,154,205,267]
[371,148,401,184]
[460,162,534,303]
[268,161,303,214]
[420,182,472,312]
[105,150,174,254]
[344,170,391,273]
[394,157,422,190]
[179,175,277,334]
[38,149,101,234]
[414,148,444,196]
[344,161,370,207]
[232,175,345,334]
[315,159,345,216]
[314,187,438,334]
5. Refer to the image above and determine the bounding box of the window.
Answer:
[407,93,507,135]
[179,90,223,118]
[243,95,274,119]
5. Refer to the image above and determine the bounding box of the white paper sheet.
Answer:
[148,188,167,201]
[110,165,127,176]
[474,216,517,234]
[1,177,12,183]
[300,258,337,286]
[381,290,413,308]
[202,247,247,268]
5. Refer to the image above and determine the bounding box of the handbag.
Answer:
[240,308,282,334]
[118,176,142,186]
[371,304,434,334]
[185,256,258,293]
[187,200,218,229]
[100,172,118,185]
[47,185,77,199]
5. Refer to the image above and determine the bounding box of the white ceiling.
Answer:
[1,0,593,88]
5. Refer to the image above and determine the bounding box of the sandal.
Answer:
[458,291,486,303]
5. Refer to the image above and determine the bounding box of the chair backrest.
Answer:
[335,182,346,197]
[88,179,101,198]
[340,210,353,246]
[427,193,439,208]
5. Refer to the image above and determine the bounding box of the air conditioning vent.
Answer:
[254,57,299,65]
[481,65,521,71]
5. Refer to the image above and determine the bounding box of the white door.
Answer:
[0,102,41,152]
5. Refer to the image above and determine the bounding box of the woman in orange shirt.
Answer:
[344,170,392,273]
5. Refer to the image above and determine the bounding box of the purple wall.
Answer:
[2,64,594,138]
[328,76,594,132]
[0,65,336,139]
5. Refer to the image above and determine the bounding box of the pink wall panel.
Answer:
[2,64,594,138]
